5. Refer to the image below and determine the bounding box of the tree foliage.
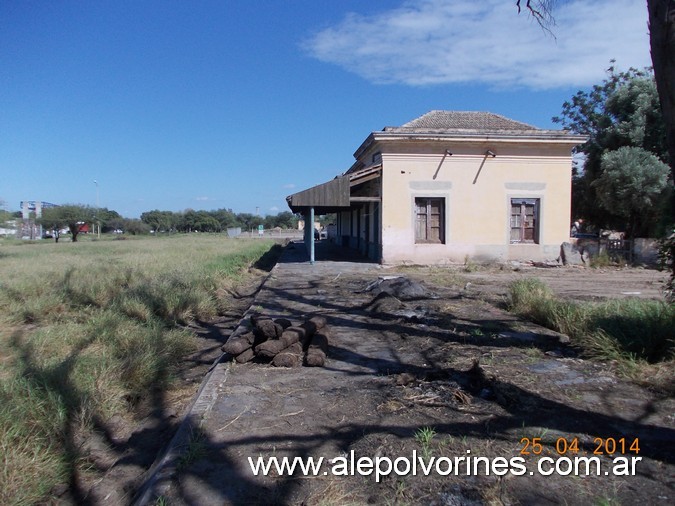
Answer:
[139,208,298,234]
[39,204,95,242]
[95,207,123,232]
[0,210,12,227]
[140,210,178,233]
[647,0,675,225]
[521,0,675,280]
[594,146,670,237]
[554,66,671,236]
[122,218,151,235]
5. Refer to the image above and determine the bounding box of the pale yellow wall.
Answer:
[369,139,575,264]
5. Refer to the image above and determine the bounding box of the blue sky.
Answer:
[1,0,650,218]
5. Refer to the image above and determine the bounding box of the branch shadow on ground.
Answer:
[163,350,675,505]
[2,244,285,504]
[160,244,674,505]
[7,326,179,505]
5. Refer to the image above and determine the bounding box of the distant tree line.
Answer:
[35,205,299,240]
[139,209,298,233]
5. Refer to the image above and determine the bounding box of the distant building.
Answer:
[20,200,58,219]
[18,200,58,239]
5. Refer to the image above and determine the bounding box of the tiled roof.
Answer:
[388,110,537,132]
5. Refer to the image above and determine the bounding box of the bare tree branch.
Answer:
[517,0,557,37]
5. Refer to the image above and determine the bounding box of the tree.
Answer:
[0,199,16,227]
[177,210,197,233]
[105,216,126,233]
[96,208,123,232]
[273,211,297,229]
[593,146,670,238]
[554,66,669,233]
[647,0,675,224]
[140,210,163,232]
[123,218,151,235]
[39,204,95,242]
[140,210,178,233]
[0,199,12,228]
[198,215,221,232]
[263,214,277,230]
[236,213,261,232]
[211,208,238,230]
[517,0,555,33]
[520,1,675,221]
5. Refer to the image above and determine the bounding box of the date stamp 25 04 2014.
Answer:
[519,436,640,457]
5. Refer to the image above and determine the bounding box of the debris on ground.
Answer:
[305,330,328,367]
[360,276,439,300]
[222,314,330,367]
[361,277,437,325]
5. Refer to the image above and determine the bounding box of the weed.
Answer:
[309,477,360,506]
[414,426,436,459]
[658,229,675,301]
[463,255,479,273]
[594,497,620,506]
[154,496,169,506]
[507,278,675,390]
[441,436,455,449]
[481,352,495,366]
[177,428,207,471]
[516,422,550,443]
[469,327,484,338]
[393,480,408,503]
[534,427,550,440]
[523,347,544,362]
[589,251,614,268]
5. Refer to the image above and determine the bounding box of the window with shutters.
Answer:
[510,198,539,244]
[415,197,445,244]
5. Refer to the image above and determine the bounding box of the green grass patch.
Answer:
[507,278,675,389]
[0,235,276,503]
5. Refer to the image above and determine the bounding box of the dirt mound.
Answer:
[363,292,404,313]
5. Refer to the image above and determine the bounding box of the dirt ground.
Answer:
[80,253,674,505]
[454,263,669,303]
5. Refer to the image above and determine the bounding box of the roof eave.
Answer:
[352,130,588,161]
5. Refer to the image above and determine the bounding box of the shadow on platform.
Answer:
[279,240,376,264]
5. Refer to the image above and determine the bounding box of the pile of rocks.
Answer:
[222,314,329,368]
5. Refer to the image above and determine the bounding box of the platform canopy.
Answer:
[286,175,350,214]
[286,165,382,214]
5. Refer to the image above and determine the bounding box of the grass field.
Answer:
[0,235,275,505]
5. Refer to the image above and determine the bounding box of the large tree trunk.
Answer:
[68,224,79,242]
[648,0,675,223]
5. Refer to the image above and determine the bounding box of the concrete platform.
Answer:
[134,241,389,504]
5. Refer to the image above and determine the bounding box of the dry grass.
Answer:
[507,278,675,391]
[0,235,275,504]
[303,476,363,506]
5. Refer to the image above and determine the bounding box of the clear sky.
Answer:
[1,0,651,218]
